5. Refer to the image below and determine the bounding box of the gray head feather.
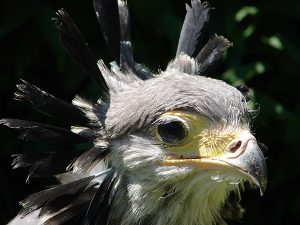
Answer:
[97,61,248,138]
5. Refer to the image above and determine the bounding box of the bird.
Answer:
[2,0,267,225]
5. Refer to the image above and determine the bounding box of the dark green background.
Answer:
[1,0,299,224]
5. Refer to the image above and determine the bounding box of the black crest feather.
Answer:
[94,0,152,80]
[40,186,97,224]
[68,146,110,172]
[196,35,232,74]
[176,0,210,57]
[42,188,95,225]
[12,153,78,182]
[15,80,89,127]
[93,0,121,64]
[52,9,108,95]
[84,171,117,225]
[19,176,95,217]
[0,119,87,145]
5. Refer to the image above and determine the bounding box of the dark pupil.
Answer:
[157,121,186,144]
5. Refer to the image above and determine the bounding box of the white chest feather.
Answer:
[118,171,241,225]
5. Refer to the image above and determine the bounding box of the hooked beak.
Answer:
[218,138,267,195]
[163,131,268,195]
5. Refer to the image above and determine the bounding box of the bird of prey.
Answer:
[2,0,267,225]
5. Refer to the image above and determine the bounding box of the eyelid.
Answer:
[151,115,189,129]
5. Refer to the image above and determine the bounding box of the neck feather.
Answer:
[110,171,240,225]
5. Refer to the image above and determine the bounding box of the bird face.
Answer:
[107,73,267,224]
[153,110,266,195]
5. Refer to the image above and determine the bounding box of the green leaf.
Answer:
[235,6,258,22]
[274,104,284,115]
[243,24,255,38]
[223,68,243,85]
[262,35,283,50]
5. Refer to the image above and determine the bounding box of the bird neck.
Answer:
[111,171,233,225]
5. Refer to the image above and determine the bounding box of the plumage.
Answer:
[19,176,95,217]
[118,0,131,43]
[84,171,117,225]
[42,188,95,225]
[93,0,152,80]
[196,35,233,74]
[0,119,87,144]
[53,9,108,95]
[118,0,135,73]
[93,0,121,64]
[14,80,89,126]
[118,1,153,80]
[176,0,210,58]
[3,1,267,225]
[68,146,110,173]
[12,153,77,182]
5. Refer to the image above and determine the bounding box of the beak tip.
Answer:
[227,139,268,196]
[258,176,267,196]
[259,182,267,196]
[245,140,268,196]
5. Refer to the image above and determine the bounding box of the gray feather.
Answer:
[105,72,248,138]
[176,0,210,57]
[196,35,232,74]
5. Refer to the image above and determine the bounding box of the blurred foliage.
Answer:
[0,0,299,224]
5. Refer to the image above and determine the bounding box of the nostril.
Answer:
[229,141,242,153]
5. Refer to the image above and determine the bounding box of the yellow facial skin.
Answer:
[152,110,267,194]
[153,111,242,159]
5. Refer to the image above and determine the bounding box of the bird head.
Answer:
[98,68,267,225]
[2,0,267,225]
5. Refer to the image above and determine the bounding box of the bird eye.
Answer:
[156,120,187,145]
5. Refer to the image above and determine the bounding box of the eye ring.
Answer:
[153,116,188,146]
